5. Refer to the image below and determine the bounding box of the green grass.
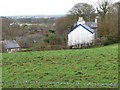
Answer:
[2,44,118,88]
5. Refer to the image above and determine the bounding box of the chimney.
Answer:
[95,16,99,23]
[77,17,85,25]
[95,18,97,23]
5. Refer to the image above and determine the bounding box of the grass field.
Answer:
[2,44,118,88]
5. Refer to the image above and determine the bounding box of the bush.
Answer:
[100,36,118,45]
[94,38,102,46]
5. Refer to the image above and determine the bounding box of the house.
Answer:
[68,17,95,48]
[85,21,97,29]
[85,21,98,39]
[2,40,20,53]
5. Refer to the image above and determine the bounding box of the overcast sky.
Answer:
[0,0,119,16]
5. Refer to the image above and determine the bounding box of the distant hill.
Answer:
[5,15,65,19]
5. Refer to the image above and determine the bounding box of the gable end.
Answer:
[68,24,94,34]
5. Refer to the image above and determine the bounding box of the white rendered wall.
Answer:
[68,26,94,46]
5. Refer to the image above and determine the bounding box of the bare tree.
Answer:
[68,3,95,21]
[97,0,111,37]
[97,1,119,45]
[97,0,110,18]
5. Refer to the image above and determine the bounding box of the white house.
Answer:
[68,17,95,48]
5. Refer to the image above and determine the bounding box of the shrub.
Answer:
[100,36,118,45]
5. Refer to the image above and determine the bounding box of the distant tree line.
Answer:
[16,17,57,24]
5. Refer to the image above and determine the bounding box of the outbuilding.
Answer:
[2,40,20,53]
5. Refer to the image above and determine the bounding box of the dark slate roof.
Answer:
[3,40,20,49]
[69,24,95,34]
[85,21,97,28]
